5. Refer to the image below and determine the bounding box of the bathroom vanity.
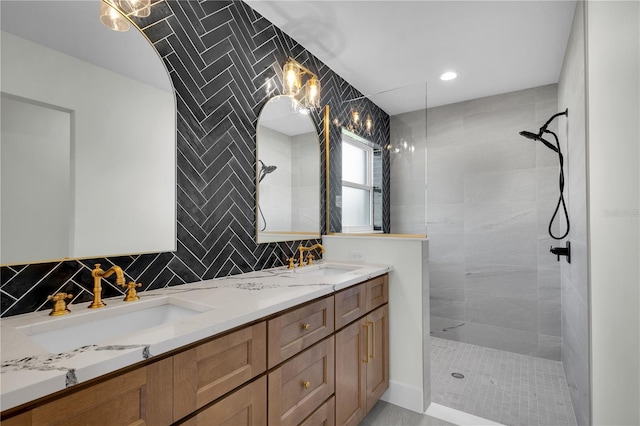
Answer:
[0,262,390,425]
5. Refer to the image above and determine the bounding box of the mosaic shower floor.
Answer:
[431,337,577,426]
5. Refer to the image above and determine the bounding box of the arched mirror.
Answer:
[0,1,176,265]
[256,96,320,243]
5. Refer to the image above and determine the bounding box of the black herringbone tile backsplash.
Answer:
[0,0,390,318]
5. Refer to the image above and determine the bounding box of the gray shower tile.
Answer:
[465,264,538,301]
[464,199,537,234]
[537,166,561,202]
[430,316,467,341]
[464,169,536,205]
[462,136,537,174]
[427,203,464,235]
[430,287,466,321]
[462,88,535,117]
[465,296,538,333]
[539,299,561,337]
[465,227,537,269]
[429,261,465,290]
[534,334,561,360]
[428,234,464,264]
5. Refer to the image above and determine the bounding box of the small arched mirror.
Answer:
[256,96,320,243]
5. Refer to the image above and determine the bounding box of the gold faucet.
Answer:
[297,243,325,267]
[48,292,73,316]
[89,264,125,309]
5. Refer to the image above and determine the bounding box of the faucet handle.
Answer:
[286,257,297,269]
[48,292,73,316]
[305,254,315,265]
[120,281,142,302]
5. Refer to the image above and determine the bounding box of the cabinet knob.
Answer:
[303,381,311,389]
[302,323,310,331]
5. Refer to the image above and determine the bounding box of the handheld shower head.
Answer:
[518,130,559,152]
[517,109,570,241]
[258,160,277,183]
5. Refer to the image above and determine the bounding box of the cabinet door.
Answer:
[268,296,334,368]
[365,305,389,412]
[30,357,172,426]
[173,322,266,422]
[268,337,335,426]
[335,320,366,426]
[334,283,367,330]
[181,376,267,426]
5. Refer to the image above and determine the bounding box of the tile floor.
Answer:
[430,337,577,426]
[362,401,455,426]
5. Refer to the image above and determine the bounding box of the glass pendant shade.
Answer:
[100,1,130,32]
[283,61,302,96]
[365,114,373,133]
[118,0,151,17]
[305,75,321,109]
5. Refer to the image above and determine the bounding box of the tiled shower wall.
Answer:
[422,85,563,360]
[558,2,589,424]
[0,0,390,318]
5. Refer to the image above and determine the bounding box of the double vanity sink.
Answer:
[1,261,390,413]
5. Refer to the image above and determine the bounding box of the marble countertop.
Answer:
[0,261,391,412]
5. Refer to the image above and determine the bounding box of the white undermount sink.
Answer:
[17,297,213,354]
[293,263,361,276]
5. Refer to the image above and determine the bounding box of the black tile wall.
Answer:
[0,0,390,318]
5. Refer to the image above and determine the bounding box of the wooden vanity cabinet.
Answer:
[334,275,389,426]
[2,274,389,426]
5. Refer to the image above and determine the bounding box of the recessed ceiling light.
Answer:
[440,71,458,81]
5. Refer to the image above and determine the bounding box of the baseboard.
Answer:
[425,402,504,425]
[380,380,425,413]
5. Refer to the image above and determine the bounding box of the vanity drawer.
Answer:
[268,296,334,368]
[268,336,335,426]
[300,396,335,426]
[366,275,388,312]
[173,322,266,422]
[30,357,172,426]
[180,376,267,426]
[334,283,367,329]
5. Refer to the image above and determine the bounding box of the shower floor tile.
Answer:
[431,337,577,426]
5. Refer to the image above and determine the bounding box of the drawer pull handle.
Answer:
[302,323,310,331]
[303,381,311,389]
[362,324,369,363]
[368,321,375,359]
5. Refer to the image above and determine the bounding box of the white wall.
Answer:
[323,235,430,413]
[585,1,640,424]
[1,96,71,263]
[1,31,175,261]
[257,126,292,231]
[291,131,320,231]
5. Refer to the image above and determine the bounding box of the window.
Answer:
[341,130,374,232]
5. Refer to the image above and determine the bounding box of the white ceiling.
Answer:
[245,0,577,115]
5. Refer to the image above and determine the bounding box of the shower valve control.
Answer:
[550,241,571,263]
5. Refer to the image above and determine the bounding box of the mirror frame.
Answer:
[255,95,321,243]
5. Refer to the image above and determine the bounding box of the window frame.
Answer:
[341,129,375,233]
